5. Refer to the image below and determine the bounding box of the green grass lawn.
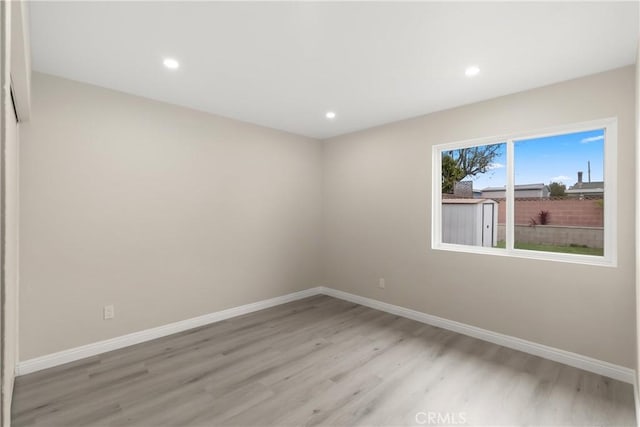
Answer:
[495,241,603,256]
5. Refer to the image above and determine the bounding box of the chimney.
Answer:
[577,171,583,188]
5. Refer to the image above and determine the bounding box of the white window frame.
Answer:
[431,118,617,267]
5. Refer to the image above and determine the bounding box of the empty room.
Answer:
[2,1,640,426]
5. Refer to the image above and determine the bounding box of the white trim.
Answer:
[602,121,618,266]
[433,118,616,152]
[434,241,615,267]
[16,286,635,385]
[634,378,640,426]
[15,287,322,376]
[505,139,515,251]
[432,117,618,267]
[431,143,442,251]
[318,287,635,384]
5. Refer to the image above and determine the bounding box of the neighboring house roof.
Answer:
[481,183,548,192]
[567,180,604,196]
[569,181,604,190]
[442,198,497,204]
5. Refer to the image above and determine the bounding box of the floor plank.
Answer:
[11,295,636,426]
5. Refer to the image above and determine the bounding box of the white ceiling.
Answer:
[30,1,638,139]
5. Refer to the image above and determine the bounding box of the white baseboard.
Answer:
[17,285,635,385]
[16,287,322,376]
[318,287,636,384]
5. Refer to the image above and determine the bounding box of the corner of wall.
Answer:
[10,0,31,122]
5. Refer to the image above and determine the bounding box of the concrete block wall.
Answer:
[496,224,604,248]
[496,198,603,227]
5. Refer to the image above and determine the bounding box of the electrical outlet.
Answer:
[378,278,386,289]
[103,304,115,320]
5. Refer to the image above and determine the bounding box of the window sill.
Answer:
[432,243,617,268]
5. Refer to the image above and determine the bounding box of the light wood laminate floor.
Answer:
[12,295,636,426]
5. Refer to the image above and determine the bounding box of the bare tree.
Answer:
[446,144,502,180]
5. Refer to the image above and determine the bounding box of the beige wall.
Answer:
[323,66,636,368]
[18,66,637,371]
[19,73,323,360]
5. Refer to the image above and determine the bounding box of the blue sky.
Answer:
[466,129,605,191]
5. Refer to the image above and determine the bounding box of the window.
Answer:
[432,118,617,266]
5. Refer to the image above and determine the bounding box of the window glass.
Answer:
[441,143,506,248]
[513,129,604,256]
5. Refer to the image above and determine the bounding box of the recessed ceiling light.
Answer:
[163,58,180,70]
[325,111,336,119]
[465,65,480,77]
